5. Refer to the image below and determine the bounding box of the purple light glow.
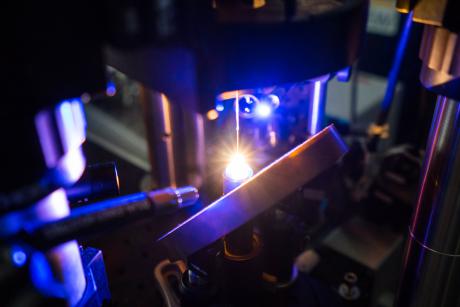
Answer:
[56,100,84,152]
[35,111,59,167]
[35,99,86,170]
[106,82,117,97]
[60,148,86,183]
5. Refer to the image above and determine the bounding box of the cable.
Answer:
[367,11,414,151]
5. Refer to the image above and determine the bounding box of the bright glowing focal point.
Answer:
[255,103,272,118]
[225,154,253,182]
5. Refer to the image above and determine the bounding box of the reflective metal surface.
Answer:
[106,0,368,113]
[159,125,348,259]
[409,97,460,255]
[396,97,460,307]
[140,87,205,189]
[150,186,200,212]
[396,0,460,33]
[141,88,178,187]
[307,76,329,136]
[419,26,460,100]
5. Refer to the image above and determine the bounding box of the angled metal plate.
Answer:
[158,125,348,259]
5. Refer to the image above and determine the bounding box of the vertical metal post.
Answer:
[140,85,206,189]
[395,96,460,307]
[141,86,177,188]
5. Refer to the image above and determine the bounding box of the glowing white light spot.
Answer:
[225,154,253,182]
[309,81,322,134]
[255,103,272,118]
[216,104,224,112]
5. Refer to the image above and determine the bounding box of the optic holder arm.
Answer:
[159,125,348,260]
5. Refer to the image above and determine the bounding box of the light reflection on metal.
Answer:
[159,125,347,259]
[268,128,277,147]
[308,80,325,135]
[265,94,280,107]
[396,97,460,307]
[235,91,240,153]
[216,91,280,119]
[140,89,177,188]
[216,89,250,101]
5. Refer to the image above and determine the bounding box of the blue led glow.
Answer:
[255,103,272,118]
[216,104,224,112]
[106,82,117,97]
[11,246,27,267]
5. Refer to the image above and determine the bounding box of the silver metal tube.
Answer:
[27,186,199,249]
[395,96,460,307]
[140,86,205,189]
[140,87,177,188]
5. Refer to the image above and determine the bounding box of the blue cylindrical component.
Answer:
[23,186,199,250]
